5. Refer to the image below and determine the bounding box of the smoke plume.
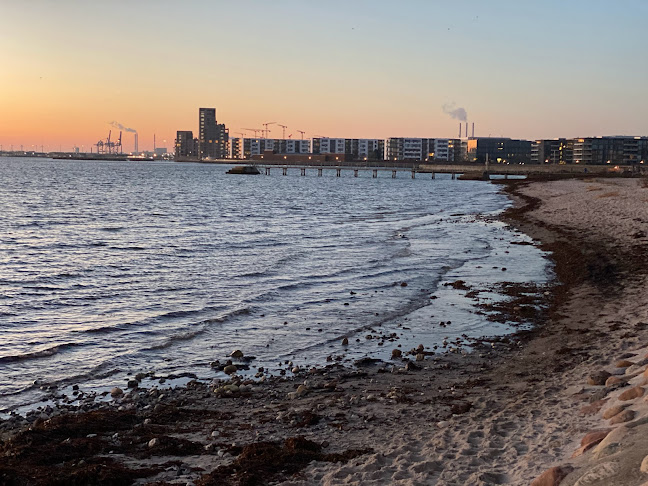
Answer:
[108,121,137,133]
[442,103,468,122]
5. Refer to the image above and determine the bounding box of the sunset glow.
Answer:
[1,0,647,152]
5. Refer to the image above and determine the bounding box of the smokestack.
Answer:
[134,133,139,153]
[459,123,461,138]
[472,123,475,138]
[465,122,468,138]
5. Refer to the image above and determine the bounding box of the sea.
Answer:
[0,157,551,413]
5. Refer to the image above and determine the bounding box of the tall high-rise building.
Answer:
[199,108,229,159]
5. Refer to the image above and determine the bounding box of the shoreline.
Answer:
[1,177,647,485]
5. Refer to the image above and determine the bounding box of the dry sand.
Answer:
[1,177,647,486]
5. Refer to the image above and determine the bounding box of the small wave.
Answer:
[0,343,80,364]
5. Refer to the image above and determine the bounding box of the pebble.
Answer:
[110,387,123,398]
[530,466,573,486]
[230,350,244,359]
[605,376,625,386]
[615,360,635,368]
[609,409,635,424]
[593,426,628,459]
[618,386,644,401]
[626,364,644,375]
[602,404,626,419]
[588,371,612,386]
[416,353,425,362]
[148,438,159,448]
[223,365,238,375]
[391,349,402,359]
[342,337,349,346]
[640,455,648,473]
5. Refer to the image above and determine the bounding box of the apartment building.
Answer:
[199,108,229,159]
[466,138,532,164]
[531,139,574,164]
[572,136,648,165]
[175,130,198,158]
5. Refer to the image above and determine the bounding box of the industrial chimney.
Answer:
[134,133,139,153]
[465,122,468,138]
[459,123,462,138]
[472,123,475,138]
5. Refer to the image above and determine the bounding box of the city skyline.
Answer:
[1,0,647,152]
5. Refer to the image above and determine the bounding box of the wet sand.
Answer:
[1,176,647,485]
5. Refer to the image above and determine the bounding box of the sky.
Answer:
[1,0,647,152]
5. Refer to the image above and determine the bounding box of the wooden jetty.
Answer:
[251,162,643,179]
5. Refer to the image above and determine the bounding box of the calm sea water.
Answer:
[0,157,549,412]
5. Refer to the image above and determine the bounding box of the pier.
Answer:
[252,162,643,179]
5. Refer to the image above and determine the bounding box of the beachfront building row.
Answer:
[239,138,311,159]
[386,138,460,162]
[531,136,648,165]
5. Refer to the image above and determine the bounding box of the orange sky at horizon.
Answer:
[1,1,647,152]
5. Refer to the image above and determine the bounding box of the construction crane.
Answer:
[242,128,263,138]
[262,121,276,139]
[297,130,306,140]
[277,124,288,139]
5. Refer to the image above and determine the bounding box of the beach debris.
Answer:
[230,350,244,359]
[450,402,472,415]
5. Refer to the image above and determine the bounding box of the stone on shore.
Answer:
[230,350,244,359]
[391,349,402,359]
[602,404,626,419]
[609,409,636,424]
[530,465,573,486]
[572,430,611,458]
[593,426,628,459]
[616,360,635,368]
[110,387,123,398]
[223,365,238,375]
[640,455,648,473]
[588,371,612,386]
[605,376,626,386]
[342,337,349,346]
[618,386,644,401]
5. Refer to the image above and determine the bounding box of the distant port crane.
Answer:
[96,130,122,154]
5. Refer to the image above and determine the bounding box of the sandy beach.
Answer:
[1,176,647,486]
